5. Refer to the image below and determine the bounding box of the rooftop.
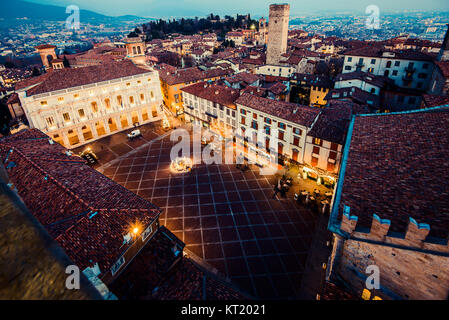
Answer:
[236,93,320,127]
[0,129,161,275]
[308,102,353,145]
[332,106,449,239]
[158,65,232,86]
[343,46,434,62]
[181,81,240,109]
[25,60,150,96]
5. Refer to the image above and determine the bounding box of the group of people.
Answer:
[272,175,293,199]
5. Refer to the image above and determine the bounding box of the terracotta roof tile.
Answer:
[236,93,320,127]
[0,129,161,275]
[26,60,150,96]
[336,107,449,239]
[181,82,240,108]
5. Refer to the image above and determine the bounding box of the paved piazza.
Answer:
[98,127,322,299]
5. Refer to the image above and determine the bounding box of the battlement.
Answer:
[339,205,449,254]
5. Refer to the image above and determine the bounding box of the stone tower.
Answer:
[125,36,146,65]
[35,44,57,70]
[266,3,290,65]
[438,24,449,62]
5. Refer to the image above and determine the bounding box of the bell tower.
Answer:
[125,36,146,65]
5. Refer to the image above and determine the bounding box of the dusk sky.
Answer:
[28,0,449,17]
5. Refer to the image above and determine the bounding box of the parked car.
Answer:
[79,147,98,165]
[127,129,142,140]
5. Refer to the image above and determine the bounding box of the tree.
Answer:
[32,67,41,77]
[63,56,70,68]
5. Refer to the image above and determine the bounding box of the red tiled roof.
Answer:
[0,129,161,275]
[236,93,320,127]
[158,66,232,86]
[336,107,449,239]
[35,44,56,50]
[343,46,434,61]
[110,226,246,300]
[422,94,449,108]
[224,72,260,85]
[26,60,150,96]
[436,61,449,78]
[181,82,240,108]
[241,85,266,97]
[14,72,52,91]
[308,102,353,145]
[265,81,287,95]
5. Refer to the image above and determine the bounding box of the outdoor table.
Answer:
[321,200,329,205]
[314,189,320,195]
[325,192,333,197]
[301,191,308,196]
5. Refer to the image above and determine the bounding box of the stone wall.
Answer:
[328,207,449,300]
[334,239,449,300]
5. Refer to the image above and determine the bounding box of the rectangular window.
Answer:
[278,122,286,129]
[264,125,271,135]
[344,66,352,71]
[264,117,271,124]
[293,136,300,146]
[63,113,70,122]
[347,57,352,62]
[240,109,246,115]
[394,61,400,67]
[313,146,320,155]
[313,138,322,146]
[330,142,338,151]
[241,117,246,125]
[78,109,85,118]
[278,130,284,141]
[111,256,125,275]
[46,117,54,127]
[251,121,258,130]
[329,151,337,160]
[141,225,153,241]
[293,128,302,136]
[370,59,376,65]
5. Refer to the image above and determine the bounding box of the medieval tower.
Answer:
[266,3,290,65]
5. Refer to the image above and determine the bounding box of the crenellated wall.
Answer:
[328,206,449,300]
